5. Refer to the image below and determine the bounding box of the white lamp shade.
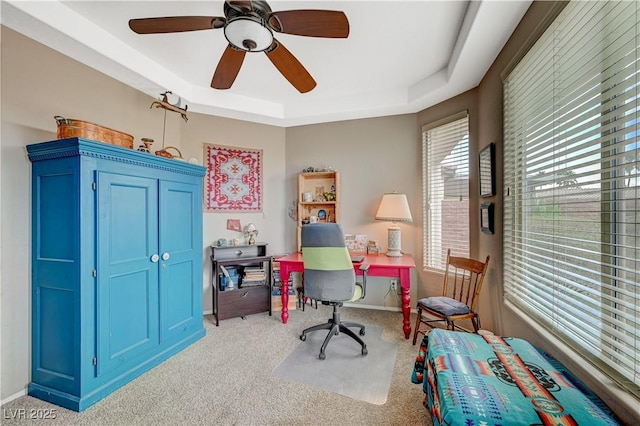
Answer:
[224,18,273,51]
[376,193,411,257]
[375,193,412,222]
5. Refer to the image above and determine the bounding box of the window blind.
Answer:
[422,114,470,270]
[504,0,639,396]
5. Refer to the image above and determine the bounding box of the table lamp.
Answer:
[375,192,412,257]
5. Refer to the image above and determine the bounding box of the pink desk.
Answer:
[276,253,416,339]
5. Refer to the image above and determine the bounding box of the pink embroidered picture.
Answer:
[204,144,262,212]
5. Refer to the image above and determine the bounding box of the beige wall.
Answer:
[181,114,287,313]
[415,88,485,324]
[0,27,288,401]
[285,115,421,308]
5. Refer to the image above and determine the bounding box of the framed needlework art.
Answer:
[204,144,263,212]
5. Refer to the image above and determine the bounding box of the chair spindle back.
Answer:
[442,250,490,312]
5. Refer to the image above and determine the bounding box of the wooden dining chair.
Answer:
[412,249,490,344]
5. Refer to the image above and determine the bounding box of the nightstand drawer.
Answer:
[211,243,266,260]
[217,286,270,320]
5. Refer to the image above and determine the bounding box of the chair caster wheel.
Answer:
[300,334,306,341]
[319,352,326,360]
[360,328,365,336]
[362,347,368,356]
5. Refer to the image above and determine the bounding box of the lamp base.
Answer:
[386,226,403,257]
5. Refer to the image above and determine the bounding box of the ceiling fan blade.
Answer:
[268,10,349,38]
[265,40,316,93]
[211,45,246,89]
[129,16,225,34]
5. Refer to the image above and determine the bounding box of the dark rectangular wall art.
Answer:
[480,202,494,234]
[479,143,495,197]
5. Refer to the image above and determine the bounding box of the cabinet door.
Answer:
[159,180,202,341]
[96,172,159,375]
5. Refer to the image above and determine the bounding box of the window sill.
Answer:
[503,301,640,424]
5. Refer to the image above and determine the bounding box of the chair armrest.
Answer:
[358,263,370,299]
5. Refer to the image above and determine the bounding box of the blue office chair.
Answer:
[299,223,369,360]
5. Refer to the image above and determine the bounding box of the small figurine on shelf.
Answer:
[244,223,259,245]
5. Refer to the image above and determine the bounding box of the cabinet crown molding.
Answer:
[27,138,205,177]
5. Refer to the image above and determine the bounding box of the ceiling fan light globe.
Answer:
[224,18,273,52]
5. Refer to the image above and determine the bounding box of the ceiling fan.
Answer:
[129,0,350,93]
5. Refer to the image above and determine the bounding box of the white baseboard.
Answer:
[344,303,417,314]
[1,388,27,406]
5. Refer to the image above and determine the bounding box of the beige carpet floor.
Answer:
[1,305,432,425]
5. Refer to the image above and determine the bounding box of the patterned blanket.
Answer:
[411,329,619,426]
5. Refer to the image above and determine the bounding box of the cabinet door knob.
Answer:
[151,254,160,263]
[241,292,249,298]
[161,252,170,261]
[235,250,242,256]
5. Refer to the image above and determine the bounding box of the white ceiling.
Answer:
[1,1,531,127]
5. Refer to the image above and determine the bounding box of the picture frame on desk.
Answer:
[345,234,367,252]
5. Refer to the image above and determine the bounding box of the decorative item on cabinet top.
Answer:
[155,146,183,159]
[137,138,154,153]
[54,115,134,149]
[27,138,205,179]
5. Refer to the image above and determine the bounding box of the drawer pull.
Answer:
[241,292,249,298]
[235,250,243,256]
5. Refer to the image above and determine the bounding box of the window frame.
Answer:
[421,112,471,271]
[503,0,639,397]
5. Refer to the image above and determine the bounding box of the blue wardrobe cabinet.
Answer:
[27,138,206,411]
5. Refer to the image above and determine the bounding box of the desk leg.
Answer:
[400,268,411,339]
[280,269,290,324]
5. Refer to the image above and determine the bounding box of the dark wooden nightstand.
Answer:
[210,243,272,326]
